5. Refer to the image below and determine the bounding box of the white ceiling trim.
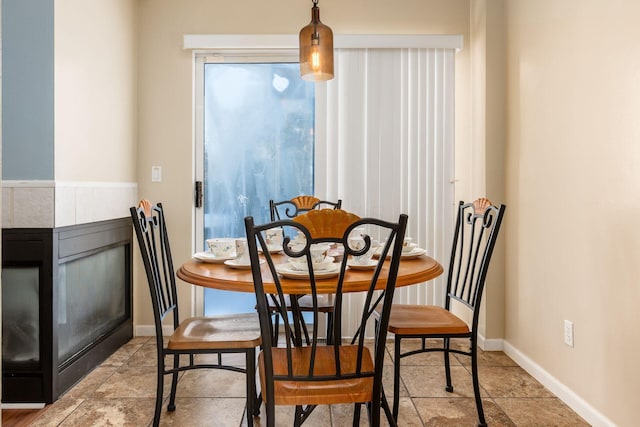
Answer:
[183,34,463,51]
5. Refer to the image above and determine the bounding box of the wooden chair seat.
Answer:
[168,314,262,351]
[386,304,470,336]
[259,345,374,406]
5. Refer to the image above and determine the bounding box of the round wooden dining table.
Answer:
[177,253,443,294]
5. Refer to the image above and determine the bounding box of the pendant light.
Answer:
[299,0,334,81]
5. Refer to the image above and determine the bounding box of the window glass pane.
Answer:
[203,62,315,315]
[203,62,315,239]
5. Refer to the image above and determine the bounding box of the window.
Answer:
[195,56,316,315]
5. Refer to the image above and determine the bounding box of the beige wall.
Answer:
[504,0,640,425]
[54,0,137,182]
[135,0,473,327]
[470,0,507,341]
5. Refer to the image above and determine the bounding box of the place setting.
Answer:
[346,233,379,270]
[193,237,264,269]
[193,238,238,263]
[374,236,427,259]
[275,243,340,279]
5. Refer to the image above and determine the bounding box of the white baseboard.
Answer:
[1,403,46,409]
[477,334,503,351]
[135,325,173,337]
[502,340,615,427]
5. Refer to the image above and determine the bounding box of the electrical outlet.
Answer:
[564,320,574,347]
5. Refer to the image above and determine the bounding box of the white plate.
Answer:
[347,259,378,270]
[193,251,237,263]
[373,247,427,259]
[224,259,264,270]
[275,263,340,280]
[258,244,283,254]
[401,247,427,259]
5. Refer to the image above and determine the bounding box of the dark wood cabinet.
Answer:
[2,218,133,403]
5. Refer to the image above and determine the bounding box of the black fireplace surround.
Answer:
[2,218,133,403]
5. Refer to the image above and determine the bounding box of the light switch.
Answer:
[151,166,162,182]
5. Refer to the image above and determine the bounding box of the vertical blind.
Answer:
[315,47,456,336]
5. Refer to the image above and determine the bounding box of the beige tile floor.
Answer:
[29,337,590,426]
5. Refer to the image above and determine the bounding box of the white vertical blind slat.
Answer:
[316,47,456,336]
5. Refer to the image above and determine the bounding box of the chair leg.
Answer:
[271,312,280,346]
[443,338,453,393]
[245,349,257,427]
[326,312,334,345]
[381,387,397,427]
[369,397,381,427]
[299,316,311,345]
[353,403,361,426]
[152,357,165,427]
[392,337,401,421]
[265,400,275,427]
[471,344,487,427]
[168,353,180,411]
[294,405,303,427]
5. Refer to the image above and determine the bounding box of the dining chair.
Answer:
[245,208,407,426]
[130,200,262,427]
[267,196,342,346]
[377,198,506,427]
[269,195,342,221]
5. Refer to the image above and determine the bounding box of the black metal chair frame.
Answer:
[244,212,407,426]
[131,202,260,427]
[269,198,343,221]
[267,197,342,346]
[385,199,505,427]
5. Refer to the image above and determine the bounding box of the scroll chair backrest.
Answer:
[130,201,179,345]
[245,209,407,410]
[446,198,506,333]
[269,195,342,221]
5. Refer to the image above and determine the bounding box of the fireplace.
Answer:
[2,218,133,403]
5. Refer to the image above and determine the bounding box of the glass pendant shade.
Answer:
[299,2,334,81]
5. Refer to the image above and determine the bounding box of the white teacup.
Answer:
[289,243,330,267]
[207,238,235,258]
[291,231,306,245]
[235,238,249,263]
[265,228,283,248]
[402,237,415,253]
[351,227,366,239]
[310,243,330,264]
[349,237,377,265]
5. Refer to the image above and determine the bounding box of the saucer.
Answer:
[287,257,335,272]
[276,263,340,280]
[194,251,237,263]
[373,246,427,259]
[224,259,264,270]
[400,247,427,259]
[347,259,378,270]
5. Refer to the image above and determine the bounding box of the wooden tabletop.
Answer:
[177,254,443,294]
